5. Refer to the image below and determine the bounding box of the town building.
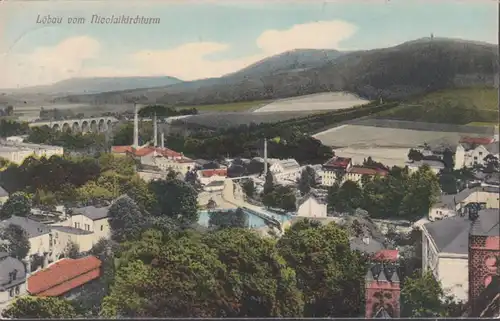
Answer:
[455,136,499,169]
[407,159,445,175]
[0,141,64,165]
[428,186,499,221]
[57,205,111,246]
[198,168,227,186]
[0,186,8,205]
[50,226,95,254]
[0,252,27,311]
[268,158,301,181]
[27,256,101,299]
[364,249,400,318]
[321,156,389,186]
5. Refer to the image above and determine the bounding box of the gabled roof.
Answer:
[0,252,26,290]
[199,168,227,178]
[28,256,101,297]
[349,166,388,176]
[323,156,352,169]
[71,205,110,221]
[297,193,327,208]
[470,209,500,237]
[460,137,495,145]
[0,186,8,198]
[112,146,182,158]
[0,216,51,238]
[424,215,471,255]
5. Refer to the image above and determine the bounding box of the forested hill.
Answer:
[56,38,498,106]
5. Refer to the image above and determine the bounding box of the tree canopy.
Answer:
[0,224,31,259]
[0,192,32,219]
[2,296,77,319]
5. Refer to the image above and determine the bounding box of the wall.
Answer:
[421,229,440,277]
[0,196,8,205]
[28,234,53,258]
[455,145,465,170]
[428,207,456,221]
[0,282,27,308]
[138,170,166,182]
[464,145,489,168]
[61,215,96,232]
[297,198,327,218]
[365,280,401,318]
[437,256,469,302]
[91,218,111,242]
[462,191,500,209]
[53,231,95,256]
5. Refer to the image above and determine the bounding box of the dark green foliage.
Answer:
[262,185,296,212]
[298,166,316,195]
[408,149,424,162]
[0,224,31,259]
[241,180,255,198]
[263,171,274,195]
[0,192,32,219]
[208,208,248,229]
[108,196,147,242]
[27,126,108,153]
[1,296,77,318]
[0,119,30,137]
[439,173,458,194]
[148,178,198,225]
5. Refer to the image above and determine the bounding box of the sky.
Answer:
[0,0,497,88]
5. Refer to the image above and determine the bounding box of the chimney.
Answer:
[264,139,268,176]
[153,112,158,147]
[161,132,165,149]
[362,236,370,245]
[133,103,139,148]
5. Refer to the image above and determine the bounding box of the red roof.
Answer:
[460,137,494,145]
[372,249,398,262]
[28,256,102,297]
[349,166,388,176]
[200,168,227,177]
[323,156,352,169]
[112,146,182,158]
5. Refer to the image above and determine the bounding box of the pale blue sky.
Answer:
[0,1,497,88]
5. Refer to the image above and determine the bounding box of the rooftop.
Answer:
[0,252,26,290]
[0,141,63,151]
[27,256,101,297]
[51,225,94,235]
[112,146,182,158]
[323,156,352,169]
[459,136,494,145]
[470,209,500,237]
[0,185,8,198]
[424,215,473,255]
[349,166,389,176]
[0,216,51,238]
[199,168,227,178]
[71,205,110,221]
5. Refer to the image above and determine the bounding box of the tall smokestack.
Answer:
[161,132,165,149]
[133,103,139,148]
[153,112,158,147]
[263,138,268,176]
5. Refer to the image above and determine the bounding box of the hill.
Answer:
[56,38,498,106]
[3,76,183,96]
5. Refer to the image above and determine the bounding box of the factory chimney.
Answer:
[263,138,268,176]
[161,132,165,149]
[133,103,139,149]
[153,112,158,147]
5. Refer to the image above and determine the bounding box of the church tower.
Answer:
[365,251,401,318]
[468,209,500,315]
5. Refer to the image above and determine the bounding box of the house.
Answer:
[268,159,301,180]
[0,252,27,311]
[420,211,491,301]
[296,194,327,218]
[27,256,101,299]
[50,226,95,254]
[454,136,499,169]
[321,156,353,186]
[0,141,64,165]
[344,166,389,184]
[407,160,445,175]
[350,236,385,255]
[0,186,8,205]
[198,168,227,186]
[428,186,499,221]
[59,205,111,244]
[0,216,54,267]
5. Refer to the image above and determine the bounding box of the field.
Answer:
[178,100,272,112]
[253,92,369,113]
[375,87,499,125]
[313,123,490,167]
[467,122,499,128]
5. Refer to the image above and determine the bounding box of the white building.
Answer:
[0,252,27,312]
[320,156,389,186]
[428,186,500,221]
[0,141,64,165]
[421,209,499,302]
[198,168,227,186]
[296,195,327,218]
[268,159,301,180]
[454,137,499,169]
[0,186,8,205]
[407,160,445,175]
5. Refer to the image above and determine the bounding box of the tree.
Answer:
[407,149,424,162]
[241,180,255,198]
[202,228,304,317]
[336,180,363,213]
[400,165,440,221]
[64,241,80,259]
[101,234,229,318]
[2,296,77,318]
[298,166,316,196]
[401,271,449,317]
[208,208,248,229]
[0,192,32,219]
[207,198,217,209]
[483,154,499,173]
[276,220,367,317]
[439,173,458,194]
[108,195,147,242]
[442,148,455,170]
[263,171,274,195]
[148,179,198,225]
[0,224,31,259]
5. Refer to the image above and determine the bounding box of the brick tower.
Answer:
[365,250,401,318]
[468,208,500,315]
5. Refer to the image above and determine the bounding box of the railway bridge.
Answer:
[29,117,119,133]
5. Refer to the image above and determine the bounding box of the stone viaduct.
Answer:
[28,117,119,133]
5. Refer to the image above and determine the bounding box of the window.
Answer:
[474,156,478,160]
[100,225,104,231]
[9,288,14,297]
[479,152,483,156]
[84,224,90,231]
[55,232,58,238]
[75,222,80,229]
[15,286,20,295]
